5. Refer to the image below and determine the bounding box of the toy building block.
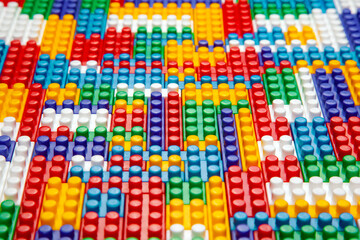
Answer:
[225,166,270,218]
[166,176,206,205]
[291,117,333,160]
[123,176,165,240]
[165,91,183,150]
[0,200,19,240]
[266,175,360,218]
[148,91,165,149]
[327,116,360,160]
[254,116,291,141]
[35,224,79,240]
[262,155,302,182]
[257,135,296,161]
[38,176,85,230]
[0,136,34,205]
[0,135,15,161]
[0,83,28,122]
[28,155,69,183]
[300,155,360,182]
[45,83,80,105]
[249,83,271,124]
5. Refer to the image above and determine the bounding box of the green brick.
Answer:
[80,83,115,105]
[21,0,55,19]
[166,176,206,205]
[75,126,146,142]
[0,200,19,240]
[81,0,109,13]
[115,90,148,105]
[182,100,219,141]
[300,155,360,182]
[263,68,301,105]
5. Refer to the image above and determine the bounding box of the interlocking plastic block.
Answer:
[166,176,206,205]
[222,0,253,38]
[80,83,114,105]
[0,135,15,161]
[38,176,85,230]
[254,117,291,141]
[0,136,34,205]
[108,154,146,171]
[28,155,69,182]
[300,155,360,182]
[80,212,123,240]
[111,129,146,151]
[40,14,76,58]
[235,108,261,171]
[123,176,165,240]
[261,155,302,182]
[35,225,79,240]
[34,135,109,161]
[147,91,164,149]
[21,0,54,18]
[231,224,253,240]
[111,104,147,133]
[14,174,46,240]
[253,224,275,240]
[185,145,223,182]
[266,176,360,218]
[257,135,296,161]
[45,83,80,105]
[18,83,46,141]
[0,40,8,73]
[76,9,107,38]
[41,107,112,134]
[218,108,241,171]
[0,117,20,140]
[71,34,104,65]
[206,175,230,239]
[50,0,81,19]
[291,117,333,161]
[225,166,270,218]
[249,83,271,124]
[183,99,218,142]
[327,116,360,160]
[82,187,125,217]
[33,54,69,88]
[313,68,359,122]
[0,40,40,88]
[165,91,183,150]
[341,9,360,51]
[80,0,109,13]
[0,83,28,122]
[0,200,20,240]
[166,198,207,231]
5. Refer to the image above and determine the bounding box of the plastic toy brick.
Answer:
[184,145,223,182]
[28,154,69,182]
[166,198,208,231]
[257,135,296,161]
[0,40,8,73]
[38,176,85,230]
[295,67,323,120]
[111,102,147,133]
[166,176,206,205]
[147,91,165,149]
[44,98,112,115]
[0,40,40,88]
[254,116,291,141]
[79,212,123,240]
[225,166,270,218]
[0,3,21,43]
[14,174,46,240]
[40,107,112,133]
[235,108,261,171]
[193,3,223,46]
[231,224,253,240]
[21,0,54,18]
[33,54,69,88]
[313,68,359,122]
[0,83,28,122]
[222,0,253,38]
[80,83,115,105]
[165,40,195,68]
[76,9,107,39]
[182,99,218,142]
[123,176,165,240]
[248,83,271,124]
[0,136,34,205]
[34,135,109,161]
[38,125,74,142]
[50,0,81,19]
[218,108,241,171]
[291,116,333,161]
[82,187,125,217]
[35,225,79,240]
[327,116,360,160]
[165,91,183,150]
[17,84,47,141]
[206,175,231,240]
[0,135,15,161]
[40,14,76,58]
[253,224,274,240]
[266,176,360,218]
[300,155,360,182]
[146,154,184,172]
[71,34,103,65]
[344,60,360,106]
[80,0,109,13]
[108,154,146,171]
[0,200,20,240]
[45,83,80,105]
[261,155,302,182]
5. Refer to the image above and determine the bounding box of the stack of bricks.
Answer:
[0,0,360,239]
